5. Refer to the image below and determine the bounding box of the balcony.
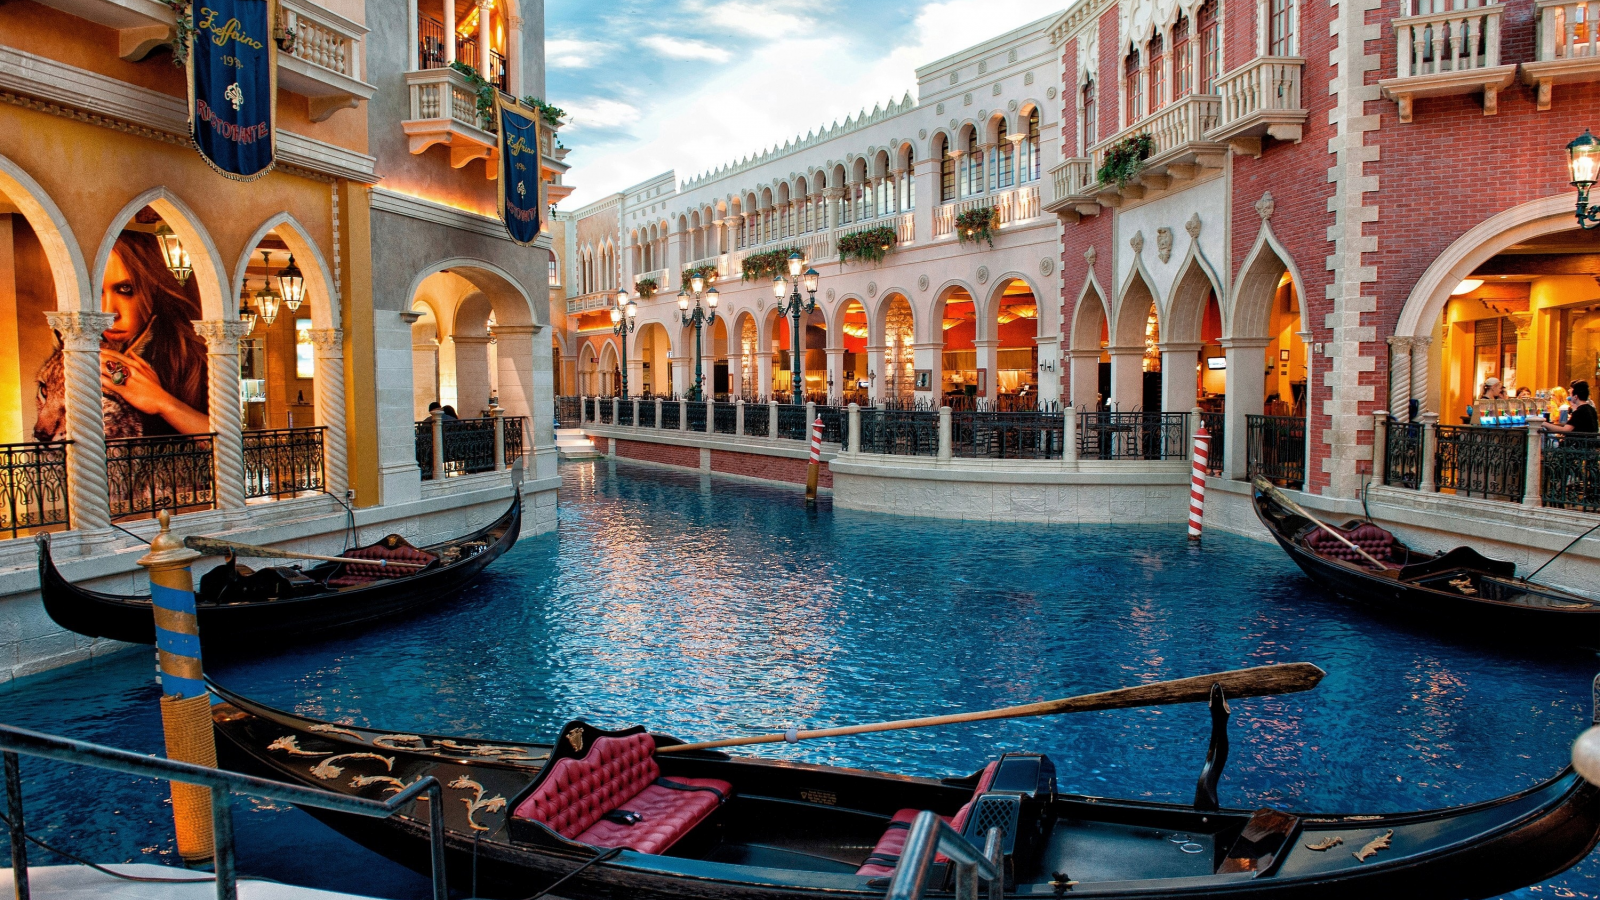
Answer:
[1522,0,1600,109]
[1208,56,1308,156]
[567,293,615,317]
[1043,158,1099,219]
[1084,94,1227,208]
[403,67,497,173]
[31,0,173,60]
[1379,2,1515,123]
[932,185,1045,238]
[277,0,374,122]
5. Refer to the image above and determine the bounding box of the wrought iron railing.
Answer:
[415,421,433,472]
[556,396,581,428]
[744,403,770,438]
[1384,420,1423,490]
[661,400,681,430]
[242,427,325,500]
[440,417,496,476]
[1198,411,1225,476]
[686,401,707,432]
[1245,415,1305,488]
[638,400,657,428]
[859,408,939,456]
[107,434,216,520]
[713,401,738,435]
[1435,424,1525,501]
[617,399,634,427]
[952,411,1065,459]
[0,441,69,540]
[1078,411,1190,460]
[1543,434,1600,513]
[815,405,845,445]
[598,400,614,425]
[503,416,526,467]
[776,403,809,441]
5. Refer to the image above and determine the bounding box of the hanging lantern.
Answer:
[255,279,281,327]
[154,222,192,286]
[276,253,306,312]
[239,283,257,335]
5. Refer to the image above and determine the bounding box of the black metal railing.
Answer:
[617,399,634,426]
[107,434,215,520]
[1078,411,1190,461]
[1384,419,1423,490]
[776,403,809,441]
[0,722,448,900]
[503,416,527,467]
[815,405,845,445]
[953,411,1065,459]
[242,427,325,500]
[415,421,433,472]
[1435,424,1525,501]
[744,403,770,438]
[1198,411,1225,476]
[0,441,69,540]
[638,399,657,429]
[1543,434,1600,512]
[556,396,582,428]
[686,401,707,432]
[417,15,446,69]
[1246,415,1306,488]
[713,401,738,435]
[598,400,614,425]
[661,400,681,430]
[440,417,496,476]
[859,408,939,456]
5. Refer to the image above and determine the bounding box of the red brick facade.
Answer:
[612,438,832,489]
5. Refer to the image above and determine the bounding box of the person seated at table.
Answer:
[1480,377,1506,401]
[1542,381,1598,436]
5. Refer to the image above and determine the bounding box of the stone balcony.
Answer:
[1378,2,1515,123]
[277,0,374,122]
[1044,158,1097,219]
[567,292,615,317]
[403,67,497,173]
[1522,0,1600,109]
[1208,56,1308,156]
[1084,94,1227,209]
[931,185,1043,239]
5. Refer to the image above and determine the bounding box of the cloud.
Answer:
[640,34,732,62]
[561,97,642,132]
[693,0,816,35]
[546,38,608,69]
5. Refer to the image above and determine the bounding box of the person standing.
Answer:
[1543,381,1598,436]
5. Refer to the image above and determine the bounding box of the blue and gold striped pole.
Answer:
[137,509,216,863]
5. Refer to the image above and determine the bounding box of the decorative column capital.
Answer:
[44,311,114,351]
[309,328,344,351]
[1387,335,1416,351]
[191,319,253,351]
[492,324,544,337]
[1410,335,1433,349]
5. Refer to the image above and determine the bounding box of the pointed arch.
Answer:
[1069,273,1111,353]
[1112,261,1162,346]
[1230,221,1306,340]
[1163,243,1224,344]
[95,187,230,319]
[0,153,91,312]
[232,212,339,330]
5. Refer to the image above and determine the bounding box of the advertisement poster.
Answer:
[496,97,545,246]
[187,0,277,180]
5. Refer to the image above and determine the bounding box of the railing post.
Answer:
[1524,425,1544,508]
[848,403,861,454]
[5,752,27,900]
[735,399,745,436]
[938,406,952,461]
[426,780,448,900]
[1372,412,1388,487]
[705,398,715,435]
[805,401,816,434]
[430,408,445,481]
[632,398,640,427]
[492,406,506,470]
[211,786,237,900]
[612,396,620,424]
[678,399,688,432]
[1419,412,1438,493]
[1064,406,1078,463]
[655,397,663,429]
[769,401,780,442]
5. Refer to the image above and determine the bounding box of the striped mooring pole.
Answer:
[1189,426,1210,540]
[137,509,217,863]
[805,416,824,502]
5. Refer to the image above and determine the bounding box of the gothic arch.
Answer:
[1163,245,1224,344]
[0,153,91,313]
[1230,221,1306,340]
[1112,261,1162,346]
[232,212,340,330]
[95,187,229,319]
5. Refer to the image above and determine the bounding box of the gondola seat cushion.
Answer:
[327,536,438,587]
[1304,523,1399,567]
[857,761,998,878]
[512,733,731,855]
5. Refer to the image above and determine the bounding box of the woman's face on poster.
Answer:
[100,249,148,346]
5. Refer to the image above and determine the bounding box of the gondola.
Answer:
[35,472,521,652]
[210,679,1600,900]
[1253,485,1600,647]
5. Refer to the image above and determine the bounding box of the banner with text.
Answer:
[187,0,277,180]
[496,98,544,246]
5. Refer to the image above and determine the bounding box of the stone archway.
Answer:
[1110,268,1159,410]
[1067,277,1110,409]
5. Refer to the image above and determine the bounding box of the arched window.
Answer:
[549,251,560,287]
[964,129,984,198]
[1025,108,1042,181]
[901,146,916,211]
[1147,32,1165,115]
[1124,48,1143,126]
[938,136,955,203]
[1199,0,1221,93]
[1081,78,1097,154]
[995,120,1015,189]
[1173,15,1193,100]
[1270,0,1295,55]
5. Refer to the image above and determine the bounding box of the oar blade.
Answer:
[1051,662,1326,716]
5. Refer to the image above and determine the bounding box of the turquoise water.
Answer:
[0,459,1596,898]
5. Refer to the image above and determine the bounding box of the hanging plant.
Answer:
[954,207,1000,248]
[1096,132,1155,188]
[635,277,658,300]
[680,264,718,291]
[740,248,803,282]
[449,61,498,130]
[837,226,897,265]
[520,96,567,129]
[157,0,196,67]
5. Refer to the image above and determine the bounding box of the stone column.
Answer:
[430,407,445,480]
[1220,337,1271,480]
[476,0,492,78]
[1388,335,1414,422]
[1419,412,1439,493]
[443,0,455,63]
[973,339,1000,402]
[727,345,744,399]
[452,334,493,417]
[1524,426,1543,508]
[865,344,887,405]
[912,158,938,244]
[912,341,943,405]
[938,406,952,461]
[492,405,506,470]
[1371,412,1388,485]
[1159,342,1204,414]
[44,311,114,532]
[506,14,522,95]
[1066,349,1100,410]
[1035,336,1061,405]
[1106,346,1145,411]
[192,320,250,511]
[735,399,744,436]
[823,188,844,231]
[309,328,349,496]
[847,403,861,454]
[768,401,779,440]
[1411,335,1433,415]
[754,351,773,399]
[1064,405,1078,463]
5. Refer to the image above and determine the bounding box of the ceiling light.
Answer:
[1452,279,1485,295]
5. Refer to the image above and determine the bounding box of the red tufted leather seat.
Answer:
[857,761,998,878]
[327,538,437,587]
[1303,523,1401,568]
[511,733,732,855]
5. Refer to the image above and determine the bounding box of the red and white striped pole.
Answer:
[1189,425,1210,540]
[805,416,824,502]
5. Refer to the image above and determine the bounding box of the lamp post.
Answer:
[678,273,718,401]
[1568,130,1600,229]
[610,290,638,397]
[772,250,820,407]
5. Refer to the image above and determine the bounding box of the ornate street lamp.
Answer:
[1569,130,1600,229]
[678,276,717,401]
[153,222,192,286]
[276,254,306,312]
[610,289,638,397]
[254,251,282,327]
[772,250,819,407]
[239,283,258,335]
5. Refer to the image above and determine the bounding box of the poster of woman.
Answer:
[33,231,210,440]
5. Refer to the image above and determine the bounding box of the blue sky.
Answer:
[545,0,1066,208]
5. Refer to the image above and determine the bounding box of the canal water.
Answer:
[0,460,1595,898]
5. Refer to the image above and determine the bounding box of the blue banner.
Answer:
[497,98,543,246]
[188,0,276,180]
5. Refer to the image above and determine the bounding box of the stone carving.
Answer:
[1185,212,1202,239]
[1024,72,1035,85]
[919,129,928,139]
[1040,257,1055,277]
[866,282,878,298]
[1008,49,1018,63]
[1085,246,1097,268]
[1256,192,1275,221]
[1045,86,1056,98]
[826,288,835,302]
[936,103,944,116]
[950,73,959,84]
[918,274,930,292]
[978,60,988,74]
[1156,227,1173,263]
[950,119,958,130]
[992,84,1003,96]
[963,93,973,106]
[976,266,990,284]
[1008,99,1018,111]
[1130,231,1145,255]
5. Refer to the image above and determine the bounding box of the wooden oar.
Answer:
[656,662,1325,754]
[183,536,429,569]
[1252,476,1387,571]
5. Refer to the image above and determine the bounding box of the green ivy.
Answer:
[157,0,195,67]
[1096,132,1155,188]
[836,226,897,265]
[739,248,804,283]
[520,97,566,129]
[635,277,658,300]
[680,265,719,291]
[449,61,498,130]
[954,207,1000,248]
